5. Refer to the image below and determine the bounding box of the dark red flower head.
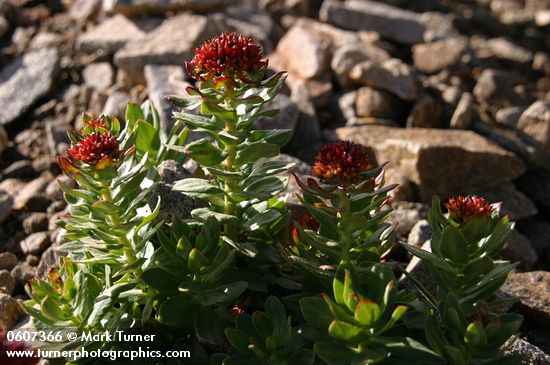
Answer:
[445,195,494,224]
[186,32,266,84]
[67,131,120,165]
[312,141,371,187]
[0,329,38,365]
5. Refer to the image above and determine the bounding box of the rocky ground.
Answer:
[0,0,550,362]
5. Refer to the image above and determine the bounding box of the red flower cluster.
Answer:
[445,195,494,223]
[67,132,120,165]
[0,330,38,365]
[186,32,266,83]
[312,141,371,187]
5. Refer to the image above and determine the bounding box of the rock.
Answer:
[13,176,53,211]
[388,202,428,238]
[144,65,189,133]
[77,14,146,54]
[36,246,63,278]
[0,252,18,271]
[0,294,26,330]
[0,191,13,225]
[517,101,550,153]
[407,219,432,247]
[505,337,550,365]
[334,125,526,201]
[0,179,25,199]
[484,37,534,64]
[355,86,401,120]
[0,15,8,38]
[501,271,550,327]
[536,9,550,26]
[0,270,15,295]
[320,0,425,45]
[20,232,50,255]
[104,0,237,15]
[82,63,114,93]
[114,13,212,71]
[450,92,474,129]
[516,170,550,213]
[45,121,71,159]
[254,94,299,131]
[45,175,75,201]
[473,183,537,221]
[22,213,48,235]
[412,38,469,74]
[102,91,131,117]
[350,59,418,101]
[533,52,550,75]
[335,90,357,123]
[1,160,34,179]
[10,263,37,287]
[495,106,527,129]
[0,48,59,126]
[0,125,7,157]
[517,218,550,254]
[473,69,527,112]
[385,168,415,202]
[70,0,101,21]
[287,101,321,152]
[501,231,538,270]
[420,11,459,42]
[28,32,63,50]
[331,43,391,88]
[289,75,333,108]
[406,93,442,128]
[270,22,331,80]
[149,160,206,221]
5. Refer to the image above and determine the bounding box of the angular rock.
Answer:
[406,93,442,128]
[350,59,418,101]
[83,62,114,93]
[385,168,415,202]
[22,213,48,235]
[495,106,526,129]
[0,294,26,330]
[517,101,550,153]
[287,101,321,153]
[20,232,50,255]
[13,176,53,211]
[0,253,18,271]
[355,86,401,120]
[0,191,13,225]
[45,175,75,201]
[114,13,212,71]
[485,37,534,64]
[10,263,37,287]
[0,48,59,126]
[450,92,474,129]
[2,160,34,179]
[77,14,146,54]
[388,202,428,238]
[320,0,425,45]
[104,0,237,15]
[474,183,537,221]
[335,90,357,124]
[37,246,63,278]
[473,69,527,111]
[407,219,432,247]
[412,38,469,74]
[28,32,63,50]
[102,91,131,117]
[331,43,391,88]
[501,271,550,327]
[501,231,538,270]
[144,65,189,133]
[505,337,550,365]
[516,169,550,213]
[289,75,333,108]
[0,270,15,295]
[70,0,101,21]
[334,126,526,201]
[270,22,331,80]
[149,160,206,221]
[46,121,71,159]
[517,218,550,254]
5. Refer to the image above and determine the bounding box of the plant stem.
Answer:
[339,189,353,263]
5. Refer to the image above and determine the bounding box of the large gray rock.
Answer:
[407,219,432,247]
[355,86,401,120]
[350,59,418,101]
[473,69,527,112]
[501,231,538,270]
[334,126,526,201]
[78,15,146,54]
[20,232,50,256]
[144,65,189,133]
[517,101,550,153]
[388,202,428,238]
[13,176,53,211]
[331,43,391,88]
[104,0,237,15]
[114,13,212,71]
[501,271,550,327]
[473,183,538,221]
[320,0,425,45]
[82,62,114,93]
[505,337,550,365]
[0,48,59,126]
[0,294,26,330]
[412,38,469,74]
[517,169,550,213]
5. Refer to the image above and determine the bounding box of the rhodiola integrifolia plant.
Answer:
[21,32,523,365]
